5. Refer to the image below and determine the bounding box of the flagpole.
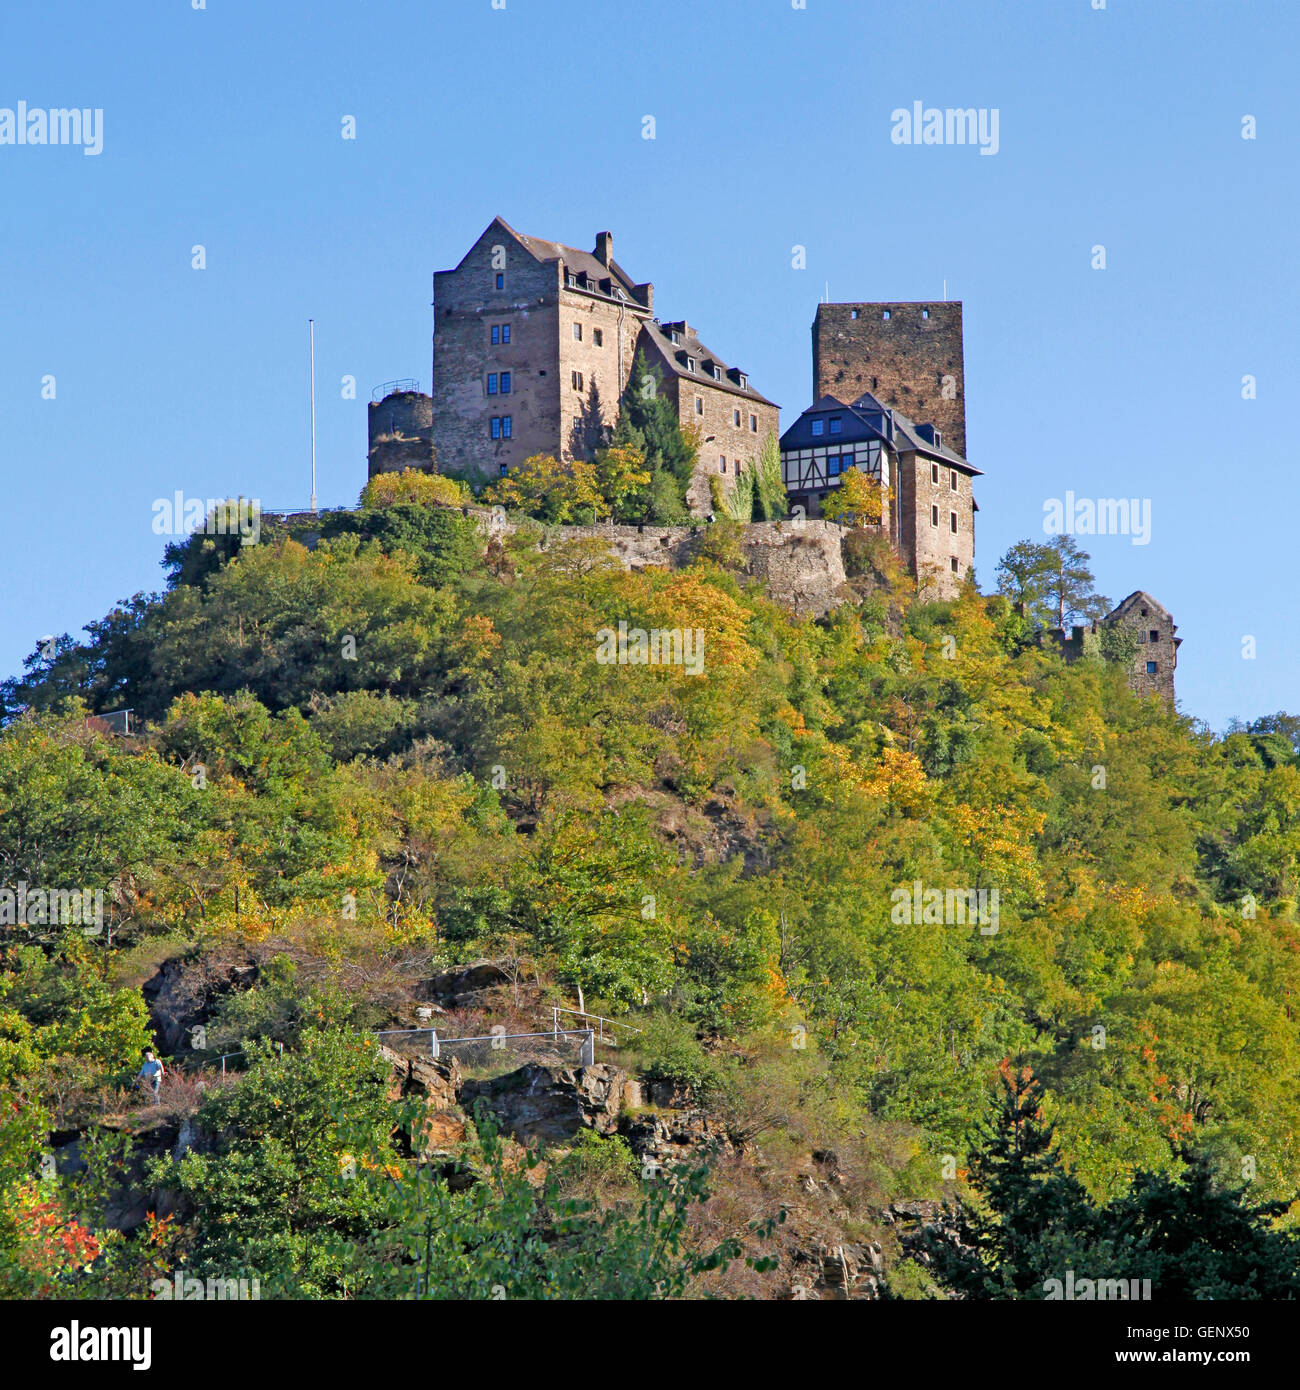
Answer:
[308,318,318,513]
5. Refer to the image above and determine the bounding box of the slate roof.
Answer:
[639,319,777,408]
[778,395,888,451]
[779,388,981,474]
[491,217,646,302]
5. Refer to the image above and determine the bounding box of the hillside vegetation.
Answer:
[3,496,1300,1298]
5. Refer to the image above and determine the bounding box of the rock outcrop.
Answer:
[475,512,852,620]
[459,1063,628,1145]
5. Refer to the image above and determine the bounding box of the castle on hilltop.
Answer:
[365,217,1177,697]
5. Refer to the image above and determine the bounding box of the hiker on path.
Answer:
[136,1049,164,1104]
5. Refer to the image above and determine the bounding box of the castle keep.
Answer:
[812,300,966,458]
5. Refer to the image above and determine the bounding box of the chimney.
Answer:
[595,230,613,266]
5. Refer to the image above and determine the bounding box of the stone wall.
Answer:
[813,302,966,458]
[367,390,435,477]
[557,288,648,461]
[663,367,780,515]
[896,451,975,600]
[478,511,849,619]
[1044,592,1179,704]
[432,228,562,485]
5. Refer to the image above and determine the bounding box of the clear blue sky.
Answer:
[2,0,1295,729]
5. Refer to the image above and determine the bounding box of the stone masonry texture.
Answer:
[813,302,966,458]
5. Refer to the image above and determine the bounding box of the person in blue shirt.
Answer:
[136,1049,165,1104]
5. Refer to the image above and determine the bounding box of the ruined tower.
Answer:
[812,301,966,459]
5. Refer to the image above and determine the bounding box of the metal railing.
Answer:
[371,379,421,402]
[548,1007,642,1047]
[376,1026,596,1070]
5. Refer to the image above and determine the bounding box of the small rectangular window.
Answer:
[500,372,511,394]
[1149,629,1159,643]
[499,463,508,476]
[719,456,727,473]
[490,417,501,440]
[950,470,958,490]
[571,371,583,391]
[593,328,603,347]
[950,511,958,533]
[502,416,512,438]
[828,455,843,478]
[491,325,500,345]
[850,309,859,320]
[811,419,825,436]
[951,556,959,573]
[573,322,582,341]
[829,416,842,434]
[749,413,757,432]
[922,308,930,320]
[501,324,511,344]
[932,463,940,484]
[487,374,498,395]
[931,504,939,527]
[882,309,891,321]
[733,409,741,427]
[495,273,504,290]
[695,396,703,415]
[1146,661,1157,675]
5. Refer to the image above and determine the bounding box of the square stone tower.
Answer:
[812,302,966,459]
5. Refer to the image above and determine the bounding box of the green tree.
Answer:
[613,350,696,517]
[996,536,1110,630]
[749,432,788,521]
[482,453,601,524]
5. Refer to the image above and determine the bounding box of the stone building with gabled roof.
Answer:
[779,388,981,598]
[1052,591,1181,703]
[417,216,778,511]
[636,319,779,512]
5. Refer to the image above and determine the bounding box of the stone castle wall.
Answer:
[478,511,849,619]
[367,391,435,476]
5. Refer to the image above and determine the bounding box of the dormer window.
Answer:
[669,330,680,345]
[566,273,577,287]
[738,373,747,389]
[829,416,842,434]
[686,356,696,372]
[712,365,722,381]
